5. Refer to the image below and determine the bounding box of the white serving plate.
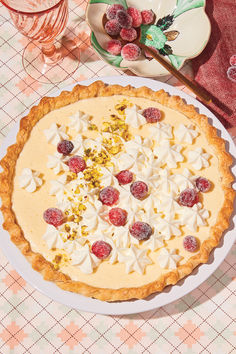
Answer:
[0,76,235,315]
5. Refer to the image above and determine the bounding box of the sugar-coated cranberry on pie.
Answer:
[0,82,234,301]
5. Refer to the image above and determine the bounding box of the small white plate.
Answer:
[0,76,235,315]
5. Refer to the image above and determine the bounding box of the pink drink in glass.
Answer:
[1,0,79,83]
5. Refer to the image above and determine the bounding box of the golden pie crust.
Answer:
[0,81,235,302]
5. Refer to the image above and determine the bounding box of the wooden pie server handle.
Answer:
[138,42,212,105]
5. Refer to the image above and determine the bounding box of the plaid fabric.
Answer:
[0,1,235,353]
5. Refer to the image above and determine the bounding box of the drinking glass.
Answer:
[1,0,79,83]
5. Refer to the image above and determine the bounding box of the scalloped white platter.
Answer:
[0,76,235,315]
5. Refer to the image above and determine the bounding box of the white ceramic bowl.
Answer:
[86,0,211,76]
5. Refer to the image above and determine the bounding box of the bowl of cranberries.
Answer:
[86,0,211,77]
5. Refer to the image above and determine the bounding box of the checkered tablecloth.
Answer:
[0,1,235,353]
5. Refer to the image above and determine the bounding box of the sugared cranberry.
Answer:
[107,39,122,55]
[195,177,211,192]
[116,170,133,185]
[43,208,64,227]
[106,4,124,20]
[229,54,236,66]
[121,43,141,61]
[227,66,236,83]
[130,181,148,200]
[109,207,127,226]
[116,9,133,29]
[141,10,154,25]
[183,236,199,252]
[68,156,86,173]
[130,221,152,240]
[91,241,112,259]
[57,140,74,155]
[142,107,162,123]
[99,186,119,206]
[120,27,137,42]
[127,7,142,27]
[178,188,199,207]
[105,19,121,36]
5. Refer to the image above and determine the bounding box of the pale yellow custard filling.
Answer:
[12,95,224,289]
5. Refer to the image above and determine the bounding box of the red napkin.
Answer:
[192,0,236,128]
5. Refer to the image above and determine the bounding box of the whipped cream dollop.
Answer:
[72,135,84,155]
[64,238,86,254]
[112,226,139,248]
[81,200,109,232]
[157,192,181,216]
[43,225,64,249]
[70,244,100,274]
[69,111,91,133]
[19,168,42,193]
[47,152,69,175]
[139,190,159,214]
[83,137,104,152]
[118,245,152,274]
[173,168,194,192]
[44,123,68,145]
[148,122,173,142]
[134,161,160,188]
[157,216,181,240]
[175,124,198,144]
[109,245,122,265]
[116,185,140,212]
[124,105,146,128]
[100,165,119,187]
[138,207,158,227]
[132,156,160,181]
[113,151,146,172]
[179,203,209,231]
[144,230,164,251]
[55,176,98,213]
[158,248,182,269]
[156,169,178,194]
[188,147,211,170]
[154,141,184,168]
[124,135,153,159]
[49,174,68,199]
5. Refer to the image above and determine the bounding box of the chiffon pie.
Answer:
[0,81,234,301]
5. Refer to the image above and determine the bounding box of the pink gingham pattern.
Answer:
[0,1,235,353]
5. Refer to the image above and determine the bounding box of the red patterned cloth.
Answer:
[192,0,236,128]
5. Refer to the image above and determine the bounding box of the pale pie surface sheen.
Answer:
[12,96,224,289]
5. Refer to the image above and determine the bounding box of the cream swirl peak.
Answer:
[148,122,173,142]
[118,245,152,274]
[69,111,91,133]
[70,244,100,274]
[47,152,69,175]
[18,168,42,193]
[188,147,211,170]
[175,123,198,144]
[44,123,68,145]
[158,248,182,269]
[124,105,146,128]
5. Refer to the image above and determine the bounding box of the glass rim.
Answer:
[0,0,65,15]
